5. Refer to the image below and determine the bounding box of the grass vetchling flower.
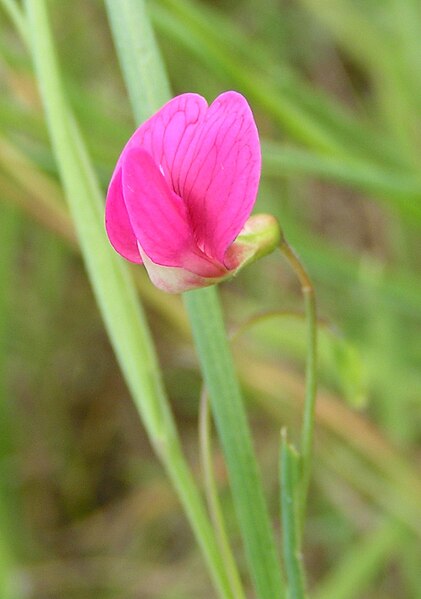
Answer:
[105,91,279,292]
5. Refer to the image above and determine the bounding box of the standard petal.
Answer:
[105,169,142,263]
[120,93,208,193]
[181,91,261,263]
[121,147,225,277]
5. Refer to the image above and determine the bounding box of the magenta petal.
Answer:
[121,147,223,277]
[121,93,208,192]
[105,94,207,265]
[105,169,142,263]
[181,91,261,263]
[121,147,192,267]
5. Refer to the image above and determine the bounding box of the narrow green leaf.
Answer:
[184,286,285,599]
[105,0,171,124]
[199,390,247,599]
[280,432,308,599]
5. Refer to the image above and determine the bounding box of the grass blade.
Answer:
[280,432,308,599]
[184,287,285,599]
[105,0,171,124]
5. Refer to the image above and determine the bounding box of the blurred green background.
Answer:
[1,0,421,597]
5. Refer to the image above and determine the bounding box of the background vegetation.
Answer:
[0,0,420,597]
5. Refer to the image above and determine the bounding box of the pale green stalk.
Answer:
[105,0,171,124]
[199,389,247,599]
[279,240,317,528]
[184,287,285,599]
[24,1,234,597]
[280,432,308,599]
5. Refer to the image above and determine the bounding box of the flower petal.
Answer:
[120,93,208,192]
[138,246,221,294]
[105,169,142,263]
[121,147,225,277]
[181,91,261,263]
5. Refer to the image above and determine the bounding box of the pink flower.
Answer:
[105,91,279,293]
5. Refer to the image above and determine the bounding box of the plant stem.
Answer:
[184,285,285,599]
[280,431,308,599]
[104,0,171,124]
[160,434,238,599]
[199,388,247,599]
[279,240,317,528]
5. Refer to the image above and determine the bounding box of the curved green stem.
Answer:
[280,240,318,530]
[184,286,285,599]
[199,388,247,599]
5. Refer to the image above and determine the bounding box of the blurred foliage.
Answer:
[0,0,420,597]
